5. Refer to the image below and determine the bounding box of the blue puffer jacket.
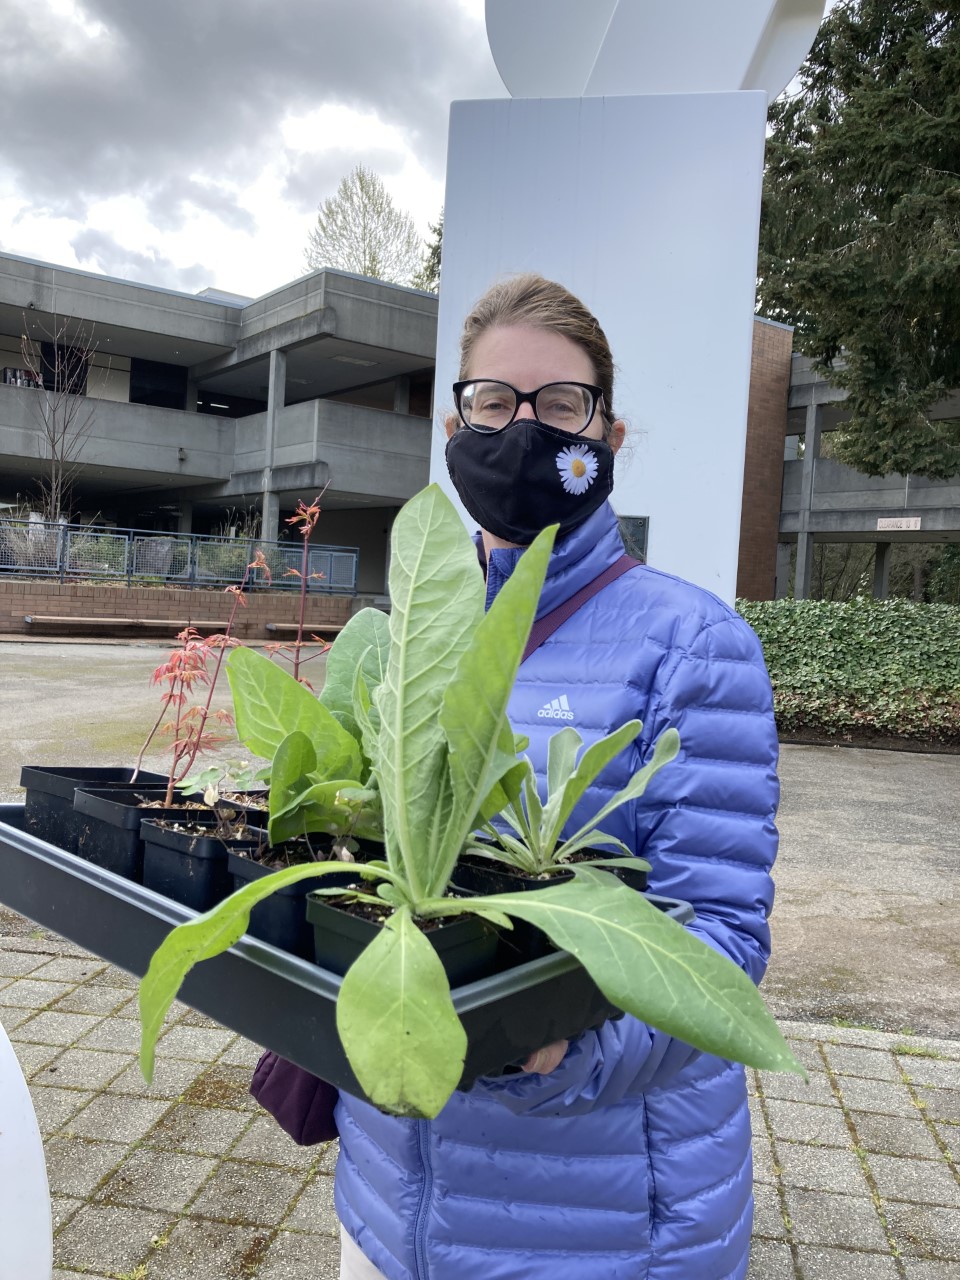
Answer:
[335,501,780,1280]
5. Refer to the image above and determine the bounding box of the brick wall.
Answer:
[737,319,793,600]
[0,580,355,638]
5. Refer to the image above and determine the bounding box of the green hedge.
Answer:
[736,598,960,744]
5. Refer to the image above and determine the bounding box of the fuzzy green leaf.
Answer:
[477,757,528,825]
[561,728,681,854]
[476,873,804,1076]
[546,726,582,801]
[336,908,466,1118]
[434,526,555,895]
[543,720,642,853]
[375,486,485,898]
[138,861,367,1082]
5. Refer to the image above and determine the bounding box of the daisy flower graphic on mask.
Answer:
[556,443,599,495]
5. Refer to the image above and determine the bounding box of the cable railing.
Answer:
[0,518,358,594]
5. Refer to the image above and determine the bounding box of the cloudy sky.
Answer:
[0,0,501,297]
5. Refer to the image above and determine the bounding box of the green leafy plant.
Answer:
[139,484,804,1120]
[469,723,679,877]
[738,598,960,743]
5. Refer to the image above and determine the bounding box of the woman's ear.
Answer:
[444,413,459,440]
[609,419,626,455]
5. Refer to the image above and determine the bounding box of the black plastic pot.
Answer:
[453,850,649,894]
[0,805,696,1099]
[228,848,342,960]
[20,766,167,854]
[452,851,652,959]
[73,786,204,881]
[141,817,264,912]
[306,887,500,985]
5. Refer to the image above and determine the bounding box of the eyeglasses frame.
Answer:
[452,378,606,436]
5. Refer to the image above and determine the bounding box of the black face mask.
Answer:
[445,419,615,546]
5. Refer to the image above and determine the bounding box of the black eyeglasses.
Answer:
[452,379,605,435]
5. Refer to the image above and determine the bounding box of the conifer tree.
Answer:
[759,2,960,478]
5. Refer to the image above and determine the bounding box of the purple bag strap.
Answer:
[522,553,642,663]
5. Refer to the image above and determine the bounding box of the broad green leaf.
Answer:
[267,728,365,843]
[336,908,466,1118]
[320,609,391,733]
[375,487,485,898]
[269,778,362,844]
[562,728,681,851]
[138,861,372,1082]
[543,719,643,853]
[227,647,360,772]
[437,526,555,892]
[476,873,804,1076]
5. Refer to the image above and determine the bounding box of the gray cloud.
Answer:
[70,227,209,293]
[1,1,502,227]
[282,147,408,214]
[143,177,258,235]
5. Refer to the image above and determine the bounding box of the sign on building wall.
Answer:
[877,517,922,531]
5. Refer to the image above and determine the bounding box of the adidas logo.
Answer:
[537,694,574,721]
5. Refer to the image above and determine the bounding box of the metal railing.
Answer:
[0,518,358,593]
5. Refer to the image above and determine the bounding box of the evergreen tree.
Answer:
[304,165,423,286]
[759,2,960,478]
[412,211,442,293]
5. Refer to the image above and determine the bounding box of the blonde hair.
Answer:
[458,273,617,433]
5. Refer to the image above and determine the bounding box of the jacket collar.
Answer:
[481,502,626,618]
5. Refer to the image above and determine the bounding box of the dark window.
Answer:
[617,516,648,563]
[408,370,434,418]
[40,342,89,396]
[130,357,188,410]
[197,392,267,418]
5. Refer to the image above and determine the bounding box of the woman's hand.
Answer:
[521,1040,568,1074]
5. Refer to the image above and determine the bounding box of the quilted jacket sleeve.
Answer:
[476,611,780,1118]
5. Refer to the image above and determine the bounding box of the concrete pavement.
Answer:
[2,641,959,1276]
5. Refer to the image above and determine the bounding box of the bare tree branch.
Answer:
[20,313,105,522]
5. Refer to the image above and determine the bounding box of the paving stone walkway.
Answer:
[3,931,958,1280]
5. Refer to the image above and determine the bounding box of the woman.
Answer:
[335,274,780,1280]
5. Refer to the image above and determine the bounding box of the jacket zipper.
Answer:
[413,1119,433,1278]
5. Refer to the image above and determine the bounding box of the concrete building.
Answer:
[779,359,960,599]
[0,253,436,595]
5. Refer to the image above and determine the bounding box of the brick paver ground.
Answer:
[3,933,958,1279]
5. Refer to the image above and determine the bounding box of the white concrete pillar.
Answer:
[794,401,822,599]
[430,0,828,602]
[775,542,793,599]
[262,349,286,543]
[430,92,768,602]
[873,541,892,600]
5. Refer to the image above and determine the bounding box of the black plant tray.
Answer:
[0,805,693,1096]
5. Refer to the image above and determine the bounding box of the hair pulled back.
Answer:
[458,274,617,430]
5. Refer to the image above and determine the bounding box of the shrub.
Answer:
[737,598,960,744]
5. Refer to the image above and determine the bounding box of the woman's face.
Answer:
[446,324,624,451]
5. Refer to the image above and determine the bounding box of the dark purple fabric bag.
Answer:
[249,1050,339,1144]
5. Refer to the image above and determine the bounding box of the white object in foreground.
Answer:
[485,0,828,99]
[0,1021,53,1279]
